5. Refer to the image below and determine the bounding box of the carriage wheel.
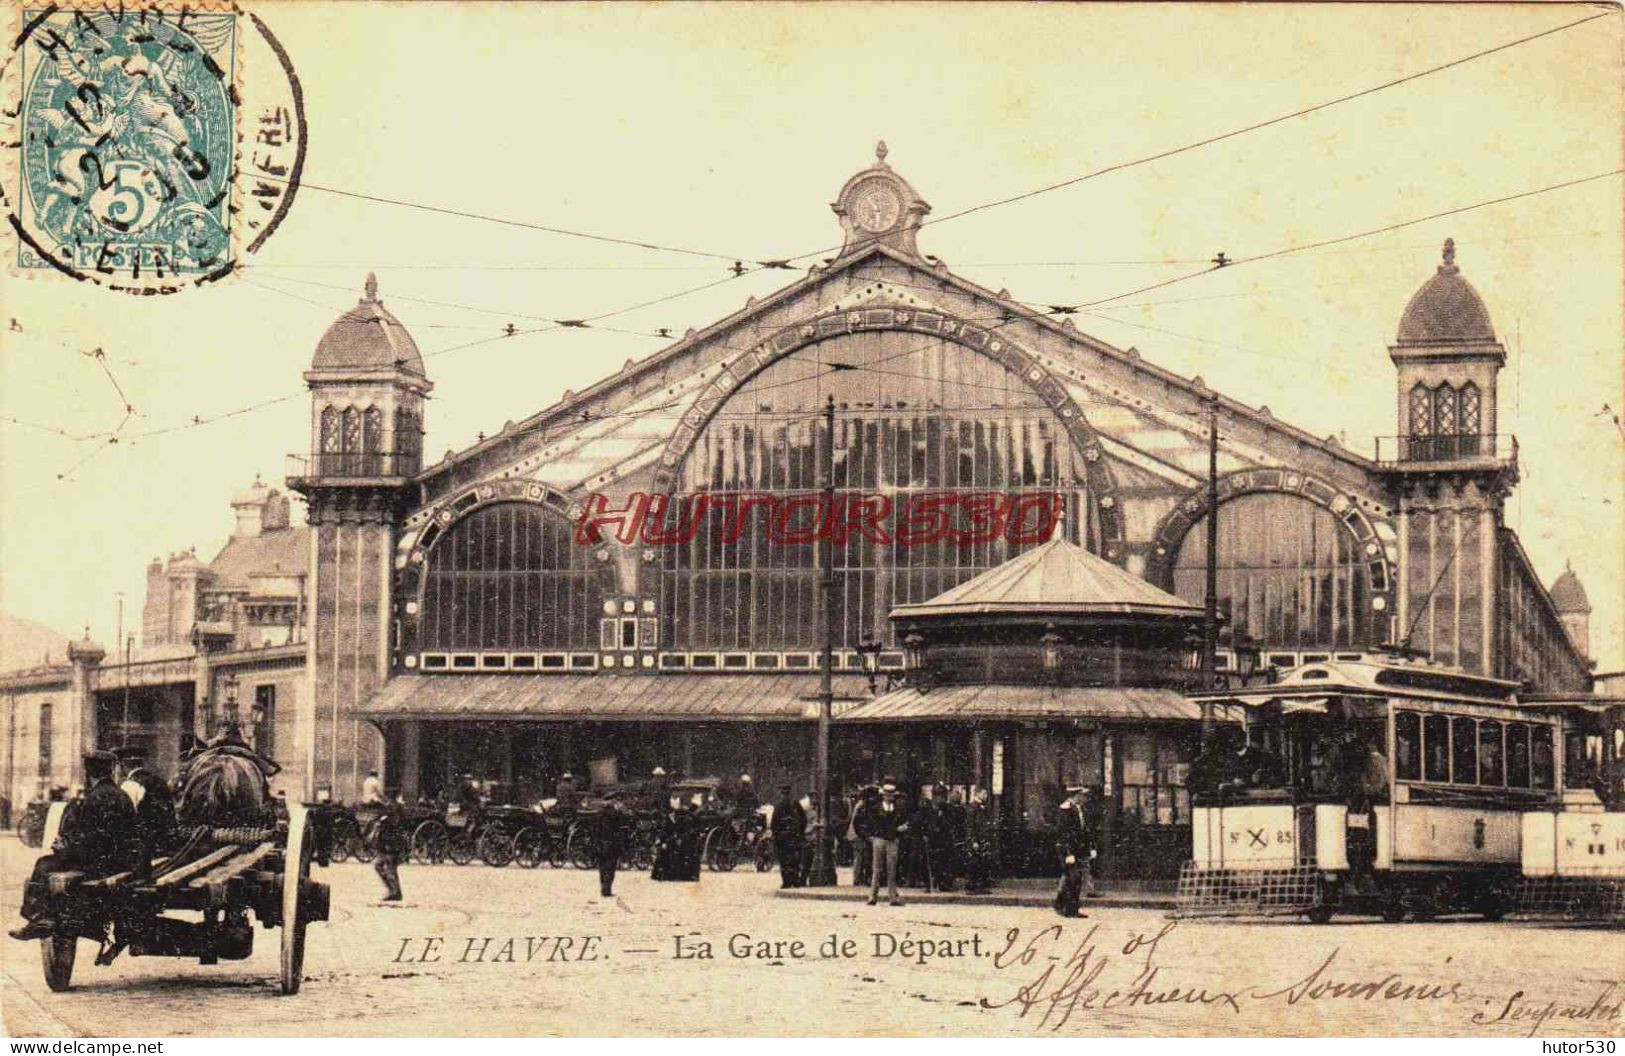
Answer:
[280,805,313,995]
[411,820,449,864]
[40,930,76,992]
[546,833,567,868]
[567,829,594,870]
[710,832,740,873]
[513,827,545,869]
[755,838,776,873]
[329,816,357,863]
[353,819,379,864]
[448,833,476,866]
[479,826,515,868]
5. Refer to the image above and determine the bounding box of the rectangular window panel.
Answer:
[1531,725,1555,790]
[1478,721,1505,787]
[1394,711,1421,781]
[1423,708,1451,782]
[1506,723,1531,788]
[1451,716,1478,785]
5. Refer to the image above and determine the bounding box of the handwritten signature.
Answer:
[980,921,1472,1032]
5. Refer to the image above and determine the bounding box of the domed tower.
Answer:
[1389,238,1506,462]
[1380,241,1517,676]
[287,274,431,800]
[831,141,931,258]
[1549,561,1591,661]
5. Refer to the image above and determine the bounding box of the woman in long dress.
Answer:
[651,799,701,882]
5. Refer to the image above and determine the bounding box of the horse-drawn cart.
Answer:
[28,757,334,995]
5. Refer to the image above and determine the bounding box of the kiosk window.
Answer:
[1478,721,1505,786]
[1506,723,1531,788]
[1451,717,1478,784]
[1531,725,1555,789]
[1394,712,1421,781]
[1423,713,1450,782]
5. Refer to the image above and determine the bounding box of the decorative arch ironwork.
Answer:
[649,303,1125,554]
[396,480,618,656]
[1143,468,1396,650]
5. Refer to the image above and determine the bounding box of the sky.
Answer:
[1,2,1620,670]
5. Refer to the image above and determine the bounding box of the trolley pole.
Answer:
[117,594,131,747]
[807,393,838,887]
[1200,391,1219,744]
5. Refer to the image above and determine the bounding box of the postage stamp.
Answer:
[2,2,305,294]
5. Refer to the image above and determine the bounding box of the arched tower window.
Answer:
[1434,383,1457,437]
[1459,382,1482,454]
[341,407,362,475]
[1171,492,1372,650]
[1409,383,1433,436]
[362,407,384,474]
[421,503,600,651]
[319,406,341,473]
[394,407,421,472]
[661,331,1096,651]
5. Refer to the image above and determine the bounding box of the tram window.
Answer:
[1478,721,1505,786]
[1394,712,1421,781]
[1506,723,1531,788]
[1531,725,1555,789]
[1451,717,1478,784]
[1563,731,1588,790]
[1423,714,1450,782]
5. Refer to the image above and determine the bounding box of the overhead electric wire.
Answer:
[803,9,1615,257]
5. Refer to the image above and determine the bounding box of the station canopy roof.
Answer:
[837,683,1210,723]
[888,538,1203,621]
[357,673,871,722]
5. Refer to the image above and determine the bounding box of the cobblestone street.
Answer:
[2,842,1619,1038]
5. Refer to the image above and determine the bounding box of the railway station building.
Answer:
[2,149,1598,877]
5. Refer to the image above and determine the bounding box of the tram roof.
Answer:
[1193,655,1525,709]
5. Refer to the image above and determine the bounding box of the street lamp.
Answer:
[856,638,883,695]
[1041,624,1064,685]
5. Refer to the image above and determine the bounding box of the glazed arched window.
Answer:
[394,407,421,472]
[1171,492,1371,650]
[1409,383,1433,437]
[319,406,341,472]
[341,407,363,475]
[661,331,1096,650]
[1433,384,1457,437]
[362,407,384,474]
[420,503,600,651]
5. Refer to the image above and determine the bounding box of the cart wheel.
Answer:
[711,837,740,873]
[41,931,76,992]
[546,835,567,868]
[353,820,379,864]
[568,832,594,870]
[479,827,514,868]
[411,821,449,864]
[513,828,545,869]
[448,834,475,866]
[280,805,312,996]
[330,815,357,863]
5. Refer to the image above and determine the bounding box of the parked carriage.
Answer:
[1178,655,1564,923]
[25,796,334,994]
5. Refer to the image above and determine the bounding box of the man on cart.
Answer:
[10,750,141,941]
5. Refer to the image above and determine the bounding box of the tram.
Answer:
[1178,654,1564,923]
[1514,694,1624,921]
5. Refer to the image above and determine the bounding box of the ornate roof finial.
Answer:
[363,272,379,302]
[875,140,889,165]
[1440,238,1457,274]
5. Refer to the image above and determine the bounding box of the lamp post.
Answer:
[806,393,838,888]
[856,638,883,695]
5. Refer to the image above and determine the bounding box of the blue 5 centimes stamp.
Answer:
[2,2,307,295]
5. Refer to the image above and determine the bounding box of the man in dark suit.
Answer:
[866,781,910,907]
[770,784,807,889]
[115,746,177,868]
[11,751,141,940]
[1053,785,1097,919]
[373,800,406,902]
[588,796,632,897]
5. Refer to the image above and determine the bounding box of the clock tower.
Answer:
[832,141,930,258]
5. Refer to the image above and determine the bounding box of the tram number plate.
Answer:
[1230,828,1293,848]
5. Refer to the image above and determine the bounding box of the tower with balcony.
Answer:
[1378,240,1516,674]
[288,274,430,799]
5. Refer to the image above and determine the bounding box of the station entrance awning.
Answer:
[836,684,1205,723]
[355,673,871,722]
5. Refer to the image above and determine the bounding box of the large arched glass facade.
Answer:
[1171,492,1370,649]
[661,330,1098,650]
[420,502,601,651]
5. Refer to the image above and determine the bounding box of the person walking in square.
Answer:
[1053,785,1096,919]
[867,781,909,907]
[373,799,406,902]
[770,784,806,889]
[588,795,632,897]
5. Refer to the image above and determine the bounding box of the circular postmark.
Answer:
[1,1,306,295]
